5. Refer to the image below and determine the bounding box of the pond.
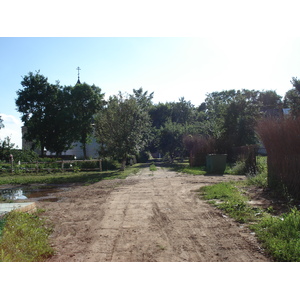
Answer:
[0,185,70,202]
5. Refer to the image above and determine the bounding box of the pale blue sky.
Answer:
[2,37,300,148]
[1,1,300,149]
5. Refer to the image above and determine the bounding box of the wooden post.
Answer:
[36,162,38,174]
[61,161,64,171]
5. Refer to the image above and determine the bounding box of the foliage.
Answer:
[15,71,61,155]
[0,115,3,130]
[203,89,266,154]
[251,208,300,261]
[94,90,152,170]
[15,71,105,157]
[149,162,157,171]
[283,77,300,117]
[70,83,105,158]
[10,149,39,162]
[246,156,268,188]
[0,211,54,262]
[0,136,15,161]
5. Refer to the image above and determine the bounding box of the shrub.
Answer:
[256,116,300,200]
[183,135,216,167]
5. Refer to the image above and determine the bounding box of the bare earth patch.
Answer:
[38,166,271,262]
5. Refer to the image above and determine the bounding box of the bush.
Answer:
[256,116,300,200]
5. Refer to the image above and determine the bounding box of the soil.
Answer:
[37,165,272,262]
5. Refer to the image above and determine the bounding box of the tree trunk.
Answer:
[82,143,87,159]
[120,158,126,171]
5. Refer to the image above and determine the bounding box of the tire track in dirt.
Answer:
[39,166,270,262]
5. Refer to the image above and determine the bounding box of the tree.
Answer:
[284,77,300,117]
[158,120,187,161]
[94,91,152,170]
[43,85,77,155]
[170,97,196,124]
[0,136,15,161]
[71,83,105,158]
[0,115,3,130]
[15,71,61,156]
[202,89,262,154]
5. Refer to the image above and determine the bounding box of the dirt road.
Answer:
[38,165,270,262]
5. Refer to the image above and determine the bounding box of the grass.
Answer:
[0,164,141,262]
[0,210,54,262]
[201,180,300,261]
[0,164,142,185]
[149,162,157,172]
[201,181,263,223]
[250,208,300,261]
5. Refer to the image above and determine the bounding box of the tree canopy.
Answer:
[15,71,105,157]
[94,90,152,169]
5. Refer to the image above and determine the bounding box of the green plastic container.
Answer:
[206,154,227,174]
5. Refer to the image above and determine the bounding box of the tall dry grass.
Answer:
[183,135,216,167]
[256,116,300,200]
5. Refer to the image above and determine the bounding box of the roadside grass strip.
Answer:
[250,208,300,262]
[0,165,141,185]
[201,182,262,223]
[201,181,300,261]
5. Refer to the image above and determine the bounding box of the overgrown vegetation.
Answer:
[250,208,300,262]
[200,158,300,261]
[201,182,263,223]
[0,210,54,262]
[256,116,300,201]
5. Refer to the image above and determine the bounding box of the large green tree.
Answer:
[70,83,105,158]
[94,91,152,170]
[202,89,263,153]
[15,71,61,156]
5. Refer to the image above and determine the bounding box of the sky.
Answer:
[1,1,300,150]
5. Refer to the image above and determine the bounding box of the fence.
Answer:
[5,159,103,174]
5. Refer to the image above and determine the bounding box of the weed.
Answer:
[0,210,54,262]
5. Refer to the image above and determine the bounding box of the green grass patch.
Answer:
[0,164,142,186]
[201,179,300,261]
[0,210,54,262]
[250,208,300,261]
[167,162,206,175]
[149,163,157,172]
[201,182,263,223]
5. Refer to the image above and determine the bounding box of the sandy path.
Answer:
[38,166,270,262]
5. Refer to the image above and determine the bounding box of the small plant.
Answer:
[149,163,157,172]
[229,160,247,175]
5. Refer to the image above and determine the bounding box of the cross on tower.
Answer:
[76,67,81,84]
